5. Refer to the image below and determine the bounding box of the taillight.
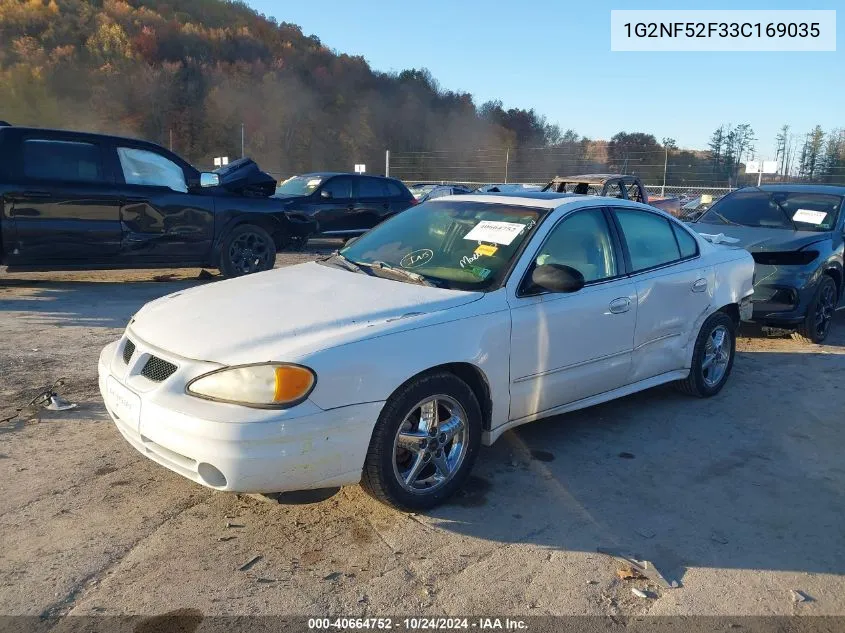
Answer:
[408,197,418,206]
[751,250,819,266]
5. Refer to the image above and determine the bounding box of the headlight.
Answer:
[186,363,316,408]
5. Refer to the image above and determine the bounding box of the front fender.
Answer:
[303,307,512,431]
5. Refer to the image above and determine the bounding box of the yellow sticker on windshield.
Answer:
[474,244,498,257]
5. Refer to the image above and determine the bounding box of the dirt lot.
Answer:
[2,243,845,619]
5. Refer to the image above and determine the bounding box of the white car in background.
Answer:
[99,193,754,510]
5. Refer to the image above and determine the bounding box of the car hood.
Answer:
[693,223,829,252]
[129,262,483,365]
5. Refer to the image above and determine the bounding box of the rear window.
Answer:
[23,139,104,183]
[386,180,405,197]
[358,177,387,198]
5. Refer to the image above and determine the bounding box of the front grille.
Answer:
[122,339,136,364]
[141,356,177,382]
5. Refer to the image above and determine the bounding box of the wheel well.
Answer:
[401,363,493,432]
[824,267,842,299]
[719,303,740,330]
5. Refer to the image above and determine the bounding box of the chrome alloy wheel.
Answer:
[392,395,468,494]
[701,324,731,387]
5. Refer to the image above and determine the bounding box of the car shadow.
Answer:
[0,278,209,329]
[427,313,845,586]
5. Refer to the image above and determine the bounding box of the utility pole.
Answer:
[661,145,668,197]
[385,149,390,177]
[504,147,510,183]
[241,123,245,158]
[169,128,173,152]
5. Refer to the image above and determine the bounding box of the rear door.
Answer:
[610,206,712,382]
[352,177,393,231]
[385,179,415,214]
[112,143,214,262]
[5,133,122,264]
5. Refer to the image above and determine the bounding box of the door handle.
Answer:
[608,297,631,314]
[692,278,708,293]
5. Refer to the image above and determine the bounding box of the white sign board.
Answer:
[213,156,229,167]
[745,160,778,175]
[354,164,366,173]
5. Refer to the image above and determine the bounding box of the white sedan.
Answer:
[99,194,754,510]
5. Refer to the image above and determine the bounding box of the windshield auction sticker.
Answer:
[463,221,526,246]
[792,209,827,224]
[610,10,836,51]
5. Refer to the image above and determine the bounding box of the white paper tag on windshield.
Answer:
[792,209,826,225]
[307,178,322,187]
[463,221,525,246]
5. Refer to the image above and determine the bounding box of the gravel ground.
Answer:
[1,243,844,619]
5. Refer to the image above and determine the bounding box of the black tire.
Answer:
[361,372,482,511]
[792,275,837,344]
[219,224,276,277]
[675,311,736,398]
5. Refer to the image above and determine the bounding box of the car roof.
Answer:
[427,192,645,210]
[752,184,845,195]
[547,173,630,184]
[297,172,396,180]
[0,125,159,146]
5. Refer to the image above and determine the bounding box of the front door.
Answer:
[113,145,214,262]
[610,206,713,381]
[313,176,357,235]
[7,136,122,264]
[508,208,637,421]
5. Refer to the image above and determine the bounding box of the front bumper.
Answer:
[747,263,820,326]
[98,334,383,493]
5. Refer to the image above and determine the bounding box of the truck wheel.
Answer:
[792,275,836,344]
[361,372,482,511]
[674,311,736,398]
[219,224,276,277]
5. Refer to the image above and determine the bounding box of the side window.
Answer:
[321,176,353,199]
[358,177,387,198]
[117,147,187,193]
[672,222,699,259]
[615,208,682,272]
[385,180,404,197]
[534,209,618,283]
[23,139,104,183]
[626,183,645,203]
[604,182,624,198]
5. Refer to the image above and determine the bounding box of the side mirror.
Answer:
[320,189,332,200]
[530,264,585,293]
[200,172,219,188]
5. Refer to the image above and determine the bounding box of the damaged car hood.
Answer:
[693,223,829,252]
[129,262,483,364]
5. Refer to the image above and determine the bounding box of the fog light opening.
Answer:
[197,462,227,488]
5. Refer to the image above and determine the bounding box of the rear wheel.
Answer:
[792,275,837,344]
[361,372,481,511]
[219,224,276,277]
[675,311,736,397]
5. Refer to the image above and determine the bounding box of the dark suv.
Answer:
[693,185,844,343]
[0,125,315,277]
[274,173,416,237]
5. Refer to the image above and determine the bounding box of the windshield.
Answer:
[699,190,843,232]
[337,200,546,290]
[274,175,322,197]
[409,184,437,199]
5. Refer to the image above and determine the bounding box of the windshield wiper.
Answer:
[711,211,745,227]
[322,252,367,275]
[359,260,437,287]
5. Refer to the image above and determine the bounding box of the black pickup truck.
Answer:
[0,125,315,276]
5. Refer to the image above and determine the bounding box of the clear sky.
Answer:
[245,0,842,157]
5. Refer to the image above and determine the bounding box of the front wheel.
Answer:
[361,372,482,511]
[219,224,276,277]
[675,311,736,397]
[792,275,837,344]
